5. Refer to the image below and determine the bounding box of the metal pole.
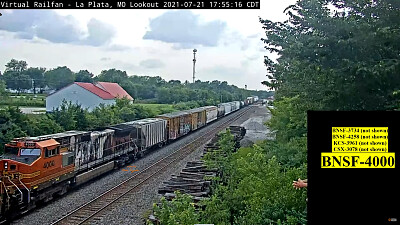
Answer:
[192,49,197,83]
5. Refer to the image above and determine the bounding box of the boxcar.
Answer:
[202,106,218,124]
[234,101,241,111]
[229,102,236,112]
[246,97,254,105]
[157,111,191,141]
[124,118,167,150]
[217,104,225,118]
[220,103,232,115]
[240,101,245,108]
[186,107,207,131]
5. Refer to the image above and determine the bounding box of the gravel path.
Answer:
[231,104,272,147]
[11,107,253,225]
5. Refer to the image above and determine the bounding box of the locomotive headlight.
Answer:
[4,162,8,169]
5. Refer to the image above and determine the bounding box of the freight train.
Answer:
[0,99,254,220]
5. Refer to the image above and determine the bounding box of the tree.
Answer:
[259,0,400,141]
[260,0,400,111]
[96,69,128,83]
[44,66,75,90]
[151,191,200,225]
[26,67,46,94]
[50,100,80,130]
[0,80,8,96]
[3,59,31,93]
[0,107,63,153]
[120,80,137,100]
[75,70,94,83]
[5,59,27,73]
[3,72,32,93]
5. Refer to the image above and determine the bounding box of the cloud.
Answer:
[139,59,165,69]
[100,57,111,61]
[0,10,114,46]
[108,60,138,72]
[82,18,115,46]
[203,65,246,78]
[143,11,226,49]
[102,44,131,51]
[247,33,260,39]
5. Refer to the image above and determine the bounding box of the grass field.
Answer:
[134,103,176,115]
[0,93,46,107]
[0,93,178,115]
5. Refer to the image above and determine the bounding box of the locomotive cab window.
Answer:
[44,147,59,158]
[4,146,19,155]
[20,148,41,156]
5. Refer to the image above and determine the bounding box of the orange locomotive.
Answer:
[0,137,75,218]
[0,130,119,220]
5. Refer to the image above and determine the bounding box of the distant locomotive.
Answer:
[0,99,254,220]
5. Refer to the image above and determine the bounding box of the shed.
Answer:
[46,82,133,112]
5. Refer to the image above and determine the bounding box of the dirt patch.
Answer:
[235,105,273,147]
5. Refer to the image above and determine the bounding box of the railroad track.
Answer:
[50,106,254,225]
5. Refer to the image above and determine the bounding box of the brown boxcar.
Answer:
[186,107,207,131]
[157,111,191,141]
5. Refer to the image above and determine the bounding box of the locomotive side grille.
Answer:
[25,142,36,147]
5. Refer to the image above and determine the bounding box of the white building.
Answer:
[46,82,133,112]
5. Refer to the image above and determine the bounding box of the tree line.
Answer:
[0,59,273,106]
[0,98,170,152]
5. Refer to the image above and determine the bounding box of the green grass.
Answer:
[134,103,176,115]
[0,93,46,107]
[0,97,45,107]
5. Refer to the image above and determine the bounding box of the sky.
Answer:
[0,1,295,90]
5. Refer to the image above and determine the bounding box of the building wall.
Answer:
[46,84,115,112]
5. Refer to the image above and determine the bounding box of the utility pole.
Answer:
[192,49,197,83]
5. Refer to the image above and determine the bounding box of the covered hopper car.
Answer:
[219,103,232,115]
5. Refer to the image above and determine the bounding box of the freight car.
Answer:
[217,104,225,118]
[246,97,254,105]
[0,100,247,221]
[219,103,232,115]
[229,102,236,112]
[185,108,207,131]
[157,111,191,141]
[201,106,218,124]
[124,118,167,151]
[233,101,241,111]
